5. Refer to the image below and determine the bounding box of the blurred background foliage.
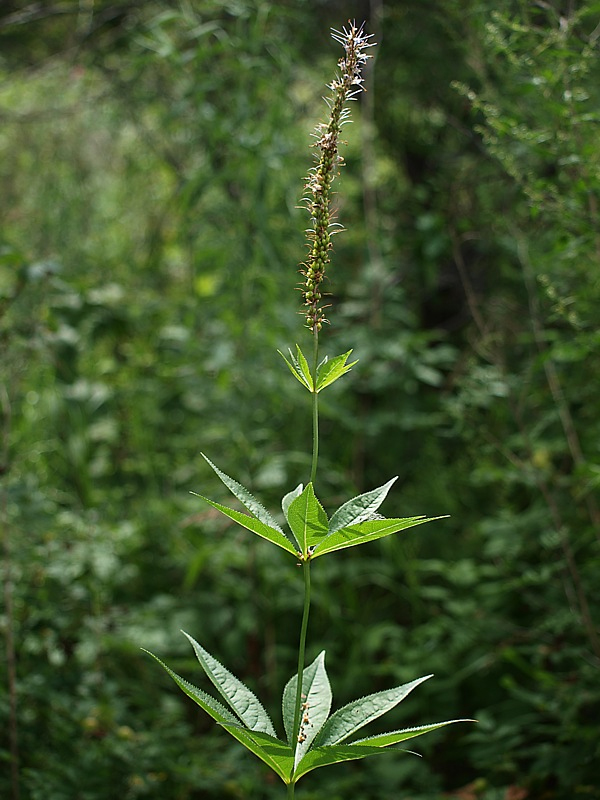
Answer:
[1,1,599,798]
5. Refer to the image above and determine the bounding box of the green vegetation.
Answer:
[1,2,599,799]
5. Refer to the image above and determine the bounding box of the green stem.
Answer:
[309,327,319,485]
[289,328,319,795]
[289,560,312,789]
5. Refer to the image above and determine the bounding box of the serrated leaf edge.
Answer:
[351,718,476,746]
[315,350,358,392]
[313,515,446,558]
[201,454,284,534]
[313,674,433,747]
[286,483,329,556]
[278,347,314,391]
[328,477,398,535]
[183,631,277,737]
[193,494,298,555]
[142,648,240,725]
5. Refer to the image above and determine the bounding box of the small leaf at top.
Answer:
[201,454,284,534]
[278,346,314,392]
[286,483,329,556]
[328,478,398,535]
[183,631,277,737]
[315,350,358,392]
[294,345,314,389]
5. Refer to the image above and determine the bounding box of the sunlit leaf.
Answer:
[313,516,446,558]
[328,478,398,534]
[286,483,329,556]
[282,484,304,544]
[294,719,474,781]
[278,345,314,392]
[201,454,284,533]
[143,648,240,727]
[314,675,432,746]
[294,345,314,389]
[195,495,298,556]
[145,648,291,783]
[282,651,332,768]
[315,350,358,392]
[183,631,277,736]
[293,742,416,781]
[352,719,475,748]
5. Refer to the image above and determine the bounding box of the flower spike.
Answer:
[300,21,375,332]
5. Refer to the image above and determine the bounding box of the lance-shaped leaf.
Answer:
[143,649,240,727]
[294,719,474,782]
[293,742,416,781]
[315,350,358,392]
[201,454,284,533]
[278,345,314,392]
[196,494,298,556]
[313,674,432,747]
[351,720,475,748]
[282,651,332,769]
[312,515,445,558]
[143,650,289,782]
[328,478,398,535]
[182,631,277,737]
[286,483,329,557]
[220,726,294,784]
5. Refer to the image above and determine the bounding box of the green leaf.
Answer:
[313,516,445,558]
[182,631,277,737]
[278,345,314,392]
[282,651,332,768]
[196,494,298,556]
[286,483,329,556]
[282,650,326,744]
[143,648,241,727]
[220,727,294,785]
[201,454,284,534]
[352,719,475,748]
[328,478,398,535]
[294,720,473,781]
[315,350,358,392]
[293,742,416,781]
[313,675,432,746]
[145,649,291,783]
[294,345,313,389]
[282,484,304,528]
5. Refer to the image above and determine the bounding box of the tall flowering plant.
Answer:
[145,23,471,797]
